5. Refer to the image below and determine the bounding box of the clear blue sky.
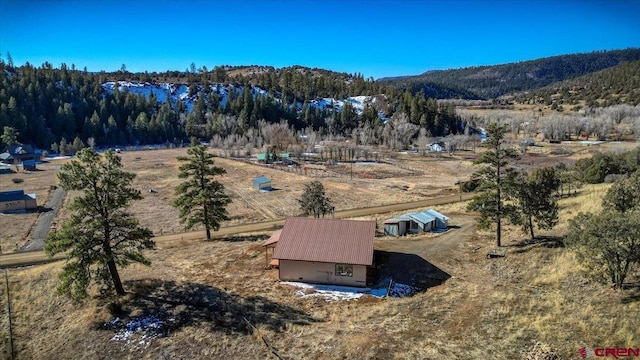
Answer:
[1,0,639,79]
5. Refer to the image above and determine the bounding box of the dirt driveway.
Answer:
[373,215,477,289]
[22,188,66,251]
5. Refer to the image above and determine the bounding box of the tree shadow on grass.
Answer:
[620,282,640,304]
[98,279,320,336]
[217,234,270,243]
[510,236,565,253]
[372,251,451,291]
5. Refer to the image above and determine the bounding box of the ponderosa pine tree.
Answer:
[45,149,154,300]
[466,122,520,247]
[511,167,561,240]
[174,145,231,240]
[299,180,334,218]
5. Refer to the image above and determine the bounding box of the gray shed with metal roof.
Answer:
[383,214,412,236]
[384,209,447,236]
[425,209,449,229]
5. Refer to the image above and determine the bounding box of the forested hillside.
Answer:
[515,60,640,109]
[381,49,640,99]
[0,61,463,150]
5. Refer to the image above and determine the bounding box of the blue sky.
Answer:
[1,0,639,79]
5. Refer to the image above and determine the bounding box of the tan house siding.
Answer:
[279,260,368,287]
[1,198,37,212]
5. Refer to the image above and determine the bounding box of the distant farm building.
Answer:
[0,190,37,213]
[0,144,40,165]
[252,176,272,191]
[272,217,375,287]
[384,209,449,236]
[0,164,12,174]
[257,151,290,163]
[0,153,14,164]
[429,142,445,152]
[22,160,37,171]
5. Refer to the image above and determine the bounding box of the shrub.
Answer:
[12,178,23,184]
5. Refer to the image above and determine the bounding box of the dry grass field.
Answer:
[1,147,477,252]
[2,182,639,360]
[2,139,635,253]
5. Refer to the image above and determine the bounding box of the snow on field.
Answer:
[281,280,416,301]
[106,315,172,350]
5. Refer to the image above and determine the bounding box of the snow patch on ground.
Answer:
[106,315,172,350]
[281,280,416,301]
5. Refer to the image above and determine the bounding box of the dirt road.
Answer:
[0,192,474,268]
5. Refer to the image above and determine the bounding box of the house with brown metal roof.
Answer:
[272,217,375,287]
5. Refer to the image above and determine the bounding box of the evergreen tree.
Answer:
[466,122,519,247]
[174,145,231,240]
[45,149,154,300]
[512,167,560,239]
[1,126,19,150]
[299,180,334,218]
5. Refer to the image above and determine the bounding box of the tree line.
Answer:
[0,59,465,152]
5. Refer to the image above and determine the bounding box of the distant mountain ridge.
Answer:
[379,48,640,99]
[514,59,640,107]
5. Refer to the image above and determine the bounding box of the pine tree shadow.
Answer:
[620,282,640,304]
[218,234,270,242]
[98,279,320,336]
[510,236,565,253]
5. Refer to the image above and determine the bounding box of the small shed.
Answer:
[425,209,449,229]
[430,142,445,152]
[383,214,411,236]
[257,153,269,162]
[22,160,37,171]
[0,153,14,164]
[384,209,448,236]
[407,211,437,232]
[253,176,272,191]
[0,164,12,174]
[0,190,37,212]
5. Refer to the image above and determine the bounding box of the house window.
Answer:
[335,264,353,277]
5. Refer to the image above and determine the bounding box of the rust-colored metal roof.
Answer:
[272,217,375,265]
[262,229,282,247]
